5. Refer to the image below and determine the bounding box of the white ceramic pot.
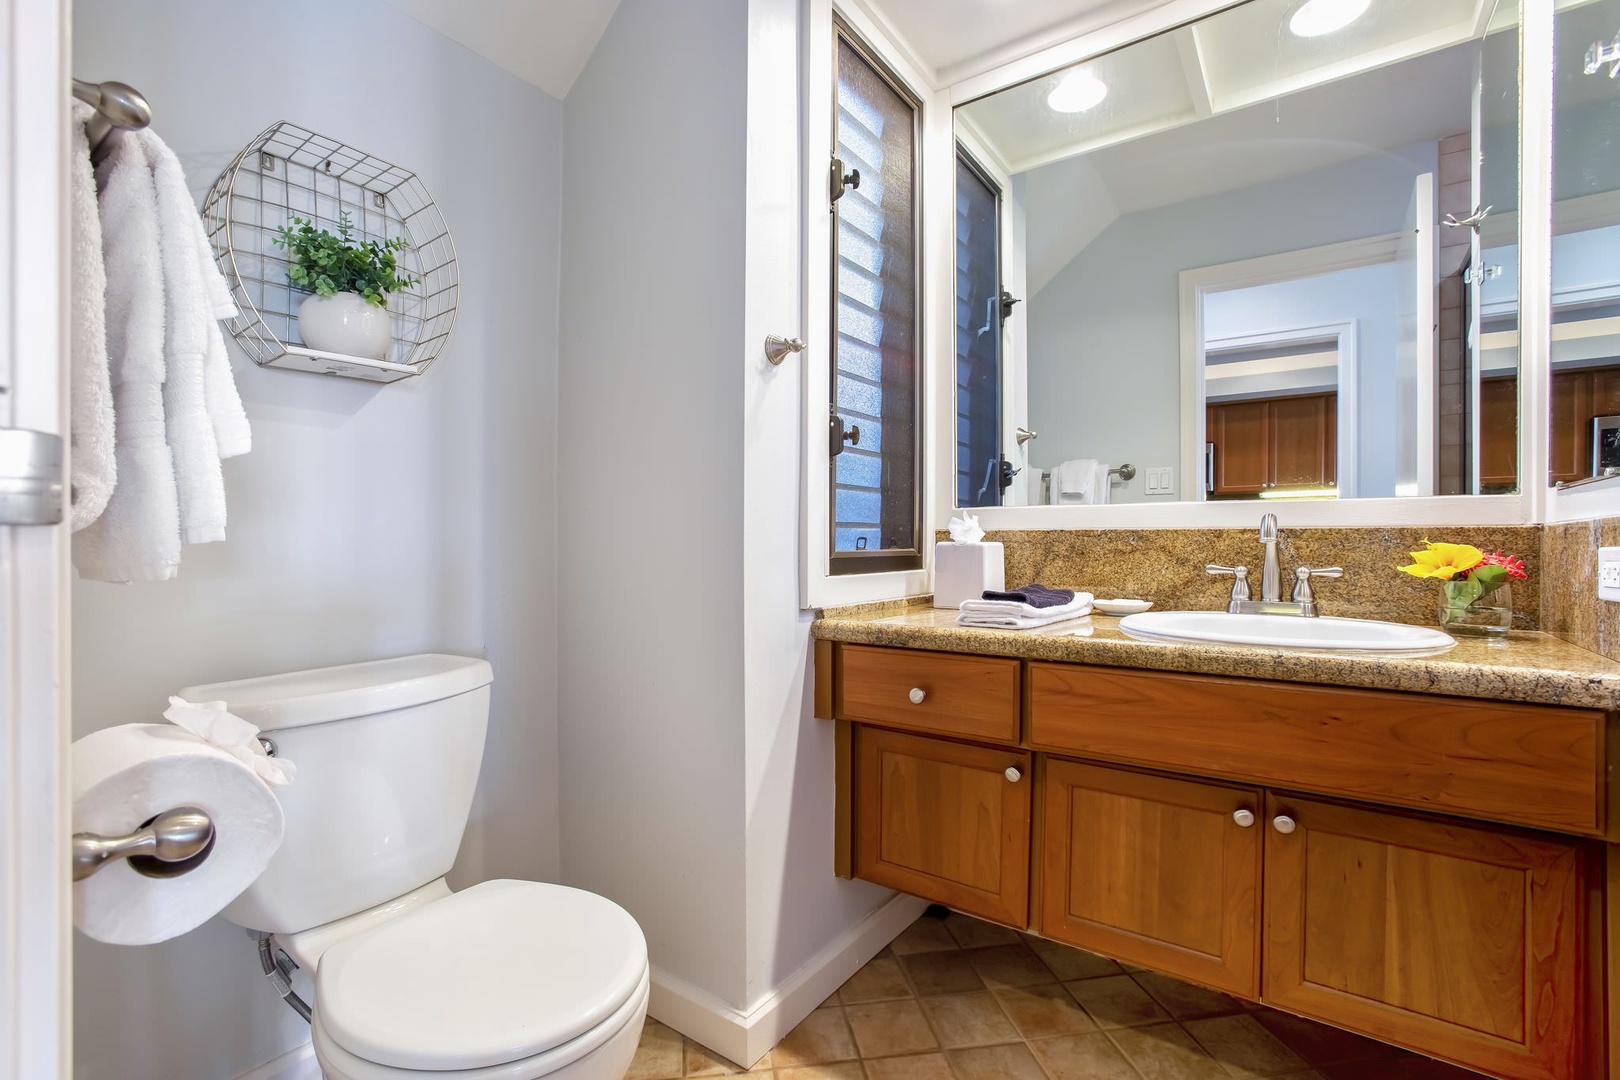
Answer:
[298,291,391,360]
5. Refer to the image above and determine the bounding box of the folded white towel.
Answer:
[143,128,227,546]
[959,592,1095,621]
[190,185,251,459]
[74,134,181,583]
[958,605,1094,630]
[68,103,116,531]
[1053,459,1095,497]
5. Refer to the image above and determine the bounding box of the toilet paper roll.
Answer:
[72,723,284,945]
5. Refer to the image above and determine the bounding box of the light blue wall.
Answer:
[1026,142,1435,502]
[72,2,564,1077]
[1204,263,1405,496]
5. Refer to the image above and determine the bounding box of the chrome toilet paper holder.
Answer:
[72,805,216,881]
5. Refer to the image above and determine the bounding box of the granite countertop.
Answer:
[813,601,1620,710]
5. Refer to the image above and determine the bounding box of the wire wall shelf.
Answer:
[201,122,458,383]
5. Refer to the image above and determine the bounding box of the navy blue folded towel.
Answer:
[981,583,1076,608]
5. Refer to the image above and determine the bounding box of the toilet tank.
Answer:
[179,654,495,935]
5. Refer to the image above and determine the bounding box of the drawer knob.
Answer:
[1004,767,1022,783]
[1272,814,1297,835]
[908,687,927,704]
[1232,808,1255,828]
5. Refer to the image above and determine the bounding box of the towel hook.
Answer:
[765,335,807,365]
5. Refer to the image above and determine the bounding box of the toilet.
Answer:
[182,654,648,1080]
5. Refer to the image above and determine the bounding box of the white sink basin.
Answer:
[1117,611,1456,654]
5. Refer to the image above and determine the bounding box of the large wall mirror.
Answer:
[1548,0,1620,488]
[952,0,1521,509]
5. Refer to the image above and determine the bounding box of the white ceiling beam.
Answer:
[1173,25,1215,118]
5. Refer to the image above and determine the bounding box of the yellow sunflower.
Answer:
[1398,540,1485,581]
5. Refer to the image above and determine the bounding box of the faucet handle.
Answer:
[1206,564,1251,612]
[1291,566,1343,607]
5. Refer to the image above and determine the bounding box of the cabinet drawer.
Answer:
[1028,663,1605,836]
[838,645,1020,743]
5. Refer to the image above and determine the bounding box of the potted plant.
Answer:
[273,211,418,360]
[1397,540,1528,634]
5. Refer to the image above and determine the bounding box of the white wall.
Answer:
[1025,143,1434,503]
[70,2,563,1077]
[558,0,893,1046]
[1204,263,1405,498]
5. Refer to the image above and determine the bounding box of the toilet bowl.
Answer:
[182,655,648,1080]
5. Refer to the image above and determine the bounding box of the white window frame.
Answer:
[802,0,947,608]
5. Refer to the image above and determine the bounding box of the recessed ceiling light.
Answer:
[1047,71,1108,113]
[1288,0,1371,37]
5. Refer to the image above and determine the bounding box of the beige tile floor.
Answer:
[627,911,1489,1080]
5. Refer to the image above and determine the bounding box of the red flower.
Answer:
[1474,550,1528,581]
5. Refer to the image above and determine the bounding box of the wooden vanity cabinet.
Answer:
[1039,760,1262,997]
[1263,793,1590,1080]
[854,725,1032,927]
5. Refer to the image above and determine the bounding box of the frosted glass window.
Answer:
[831,28,923,573]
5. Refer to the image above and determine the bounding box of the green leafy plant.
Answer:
[272,211,418,307]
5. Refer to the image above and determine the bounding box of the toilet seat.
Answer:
[315,879,648,1075]
[312,969,648,1080]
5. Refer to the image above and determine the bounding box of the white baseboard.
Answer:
[234,1040,319,1080]
[649,893,928,1067]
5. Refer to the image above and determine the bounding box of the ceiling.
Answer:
[376,0,621,100]
[860,0,1154,83]
[957,0,1497,173]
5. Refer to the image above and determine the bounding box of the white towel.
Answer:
[74,133,181,583]
[1053,459,1096,497]
[68,103,116,531]
[959,592,1094,621]
[142,128,228,546]
[958,604,1094,630]
[1092,462,1113,506]
[191,193,251,459]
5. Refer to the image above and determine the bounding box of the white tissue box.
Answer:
[934,541,1005,610]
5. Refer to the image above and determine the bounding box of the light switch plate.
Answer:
[1600,547,1620,601]
[1145,467,1174,496]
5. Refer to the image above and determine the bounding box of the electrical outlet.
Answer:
[1601,547,1620,601]
[1145,467,1174,496]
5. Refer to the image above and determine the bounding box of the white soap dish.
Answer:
[1093,599,1153,616]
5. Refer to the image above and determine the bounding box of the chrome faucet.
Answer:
[1206,514,1343,617]
[1258,513,1281,602]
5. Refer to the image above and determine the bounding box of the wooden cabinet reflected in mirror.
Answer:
[1206,393,1337,499]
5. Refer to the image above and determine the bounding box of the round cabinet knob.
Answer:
[1272,814,1297,835]
[908,687,927,705]
[1232,808,1255,828]
[1004,767,1022,783]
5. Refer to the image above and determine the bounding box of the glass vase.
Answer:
[1438,581,1512,635]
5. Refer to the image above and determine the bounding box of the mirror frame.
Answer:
[928,0,1566,530]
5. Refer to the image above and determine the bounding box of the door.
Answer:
[1263,794,1588,1080]
[1207,400,1268,495]
[1039,760,1262,997]
[855,726,1031,927]
[1,0,73,1077]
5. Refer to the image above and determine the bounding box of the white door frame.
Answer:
[1179,232,1402,501]
[1,1,73,1078]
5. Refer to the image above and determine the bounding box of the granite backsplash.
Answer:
[1539,518,1620,659]
[937,527,1545,630]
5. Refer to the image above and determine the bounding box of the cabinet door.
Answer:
[855,727,1031,926]
[1268,393,1335,491]
[1208,401,1268,495]
[1039,760,1262,997]
[1549,370,1591,484]
[1263,794,1588,1080]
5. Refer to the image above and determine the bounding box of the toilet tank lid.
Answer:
[178,654,493,732]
